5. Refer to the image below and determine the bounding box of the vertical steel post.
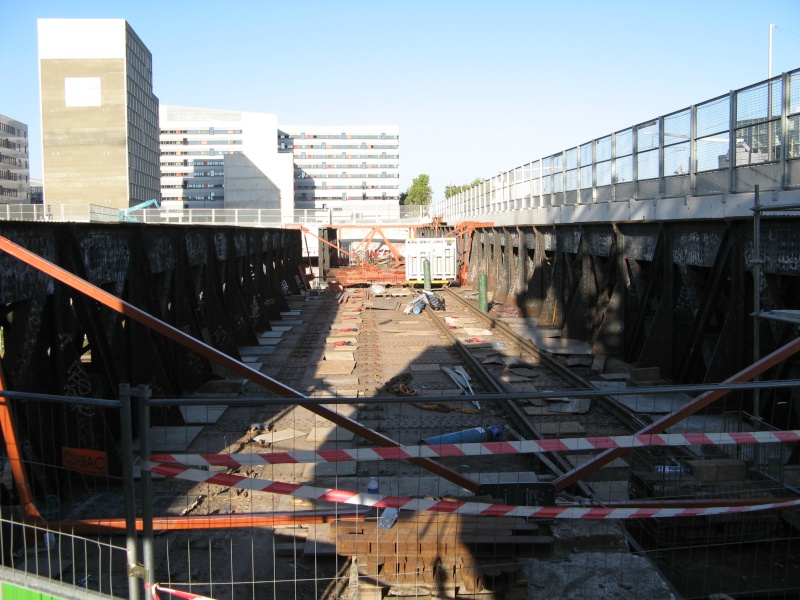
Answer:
[478,274,488,313]
[729,89,737,193]
[658,116,665,198]
[119,383,140,600]
[690,104,697,196]
[137,385,155,593]
[781,71,789,189]
[423,259,431,290]
[753,185,762,419]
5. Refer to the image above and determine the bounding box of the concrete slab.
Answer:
[364,299,401,310]
[589,481,630,502]
[612,392,691,414]
[499,372,536,383]
[410,363,441,372]
[464,328,495,337]
[535,421,586,436]
[303,524,337,556]
[315,375,360,387]
[324,351,355,361]
[242,355,261,363]
[330,475,471,499]
[194,379,245,394]
[523,399,591,415]
[252,429,304,444]
[238,346,276,356]
[317,404,358,420]
[259,331,284,338]
[134,426,203,452]
[325,336,358,345]
[524,552,675,599]
[328,330,360,338]
[307,427,356,442]
[271,326,293,332]
[302,460,357,480]
[270,319,303,326]
[258,337,282,346]
[315,361,355,375]
[281,311,302,316]
[529,334,593,355]
[180,405,227,424]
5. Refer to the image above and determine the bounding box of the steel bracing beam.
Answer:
[552,333,800,491]
[0,362,42,523]
[0,235,480,493]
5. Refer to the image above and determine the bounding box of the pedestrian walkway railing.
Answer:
[0,204,432,227]
[434,68,800,224]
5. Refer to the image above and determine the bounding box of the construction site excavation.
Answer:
[1,218,800,600]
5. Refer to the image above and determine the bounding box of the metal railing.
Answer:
[0,204,432,227]
[434,68,800,222]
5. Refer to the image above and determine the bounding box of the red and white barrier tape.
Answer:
[141,460,800,519]
[149,583,215,600]
[151,429,800,468]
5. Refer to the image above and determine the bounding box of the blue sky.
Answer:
[3,0,799,198]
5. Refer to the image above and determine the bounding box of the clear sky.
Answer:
[3,0,799,199]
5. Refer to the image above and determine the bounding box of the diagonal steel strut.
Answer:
[0,235,480,493]
[553,334,800,491]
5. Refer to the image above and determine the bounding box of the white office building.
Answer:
[159,105,293,217]
[0,115,30,204]
[279,125,400,212]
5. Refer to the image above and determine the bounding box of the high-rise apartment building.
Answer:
[0,115,30,204]
[38,19,160,209]
[159,106,293,215]
[279,125,400,210]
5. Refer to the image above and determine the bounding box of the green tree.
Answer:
[402,174,432,205]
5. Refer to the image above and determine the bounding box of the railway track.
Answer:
[412,286,653,497]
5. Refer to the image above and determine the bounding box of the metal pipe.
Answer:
[423,258,431,290]
[136,386,155,592]
[0,362,42,523]
[119,384,140,600]
[553,333,800,491]
[0,235,479,493]
[478,273,488,312]
[51,511,365,534]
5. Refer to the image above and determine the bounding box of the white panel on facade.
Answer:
[64,78,101,107]
[38,19,126,59]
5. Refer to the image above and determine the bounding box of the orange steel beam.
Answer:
[553,334,800,491]
[0,235,480,493]
[373,228,405,266]
[52,511,364,535]
[298,226,361,264]
[0,362,42,523]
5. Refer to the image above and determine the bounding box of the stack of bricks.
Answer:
[332,512,553,597]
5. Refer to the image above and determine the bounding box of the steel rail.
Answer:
[422,304,595,499]
[442,288,647,433]
[0,235,480,493]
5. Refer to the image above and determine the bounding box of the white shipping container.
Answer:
[405,238,458,284]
